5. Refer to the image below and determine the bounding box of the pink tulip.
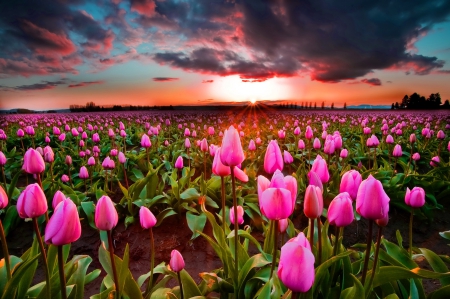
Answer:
[118,152,126,164]
[288,232,311,250]
[248,139,256,151]
[366,134,379,148]
[430,156,440,167]
[294,127,301,136]
[303,185,323,219]
[65,155,72,165]
[61,174,69,183]
[392,144,402,157]
[200,138,208,152]
[71,128,79,137]
[283,150,294,164]
[298,139,305,150]
[212,147,231,176]
[141,134,151,148]
[59,133,66,142]
[185,138,191,148]
[17,129,25,138]
[313,138,321,149]
[229,205,244,225]
[79,166,89,179]
[234,166,249,182]
[43,146,54,163]
[184,128,191,136]
[220,125,245,167]
[170,249,185,272]
[0,185,8,209]
[278,240,315,293]
[16,183,48,218]
[410,134,416,143]
[52,190,66,209]
[386,135,394,144]
[92,133,100,143]
[0,151,6,166]
[255,137,262,145]
[110,149,118,156]
[339,170,362,200]
[88,156,96,166]
[278,218,288,233]
[208,126,215,135]
[95,195,118,231]
[333,133,342,149]
[310,155,329,183]
[278,130,286,139]
[405,187,425,208]
[45,198,81,246]
[356,175,390,220]
[412,153,420,161]
[328,192,354,227]
[305,126,313,140]
[175,156,184,169]
[437,130,445,140]
[209,144,217,156]
[139,206,157,229]
[22,148,45,174]
[340,149,348,158]
[264,140,283,174]
[375,213,389,227]
[258,170,297,220]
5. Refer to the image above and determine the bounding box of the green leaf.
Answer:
[439,231,450,241]
[1,254,39,299]
[180,188,200,201]
[7,170,21,200]
[237,253,271,297]
[428,285,450,299]
[2,206,20,237]
[0,255,22,294]
[339,274,364,299]
[155,208,177,227]
[371,266,450,288]
[179,268,203,298]
[420,248,450,286]
[80,201,97,230]
[186,211,207,240]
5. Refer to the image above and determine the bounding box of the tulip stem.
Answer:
[361,220,373,285]
[123,165,129,189]
[1,166,6,190]
[0,219,11,280]
[107,230,120,298]
[409,208,414,258]
[144,228,155,298]
[177,271,184,299]
[187,148,190,169]
[368,226,383,291]
[58,245,67,299]
[270,220,279,280]
[309,218,314,253]
[221,176,226,233]
[230,166,239,299]
[317,217,322,265]
[32,217,51,299]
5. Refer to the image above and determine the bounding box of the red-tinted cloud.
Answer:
[361,78,382,86]
[152,77,179,82]
[202,80,214,83]
[130,0,156,17]
[68,81,104,88]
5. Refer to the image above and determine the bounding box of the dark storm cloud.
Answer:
[1,0,449,83]
[152,77,179,82]
[361,78,382,86]
[11,79,68,91]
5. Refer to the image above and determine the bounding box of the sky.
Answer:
[1,0,450,110]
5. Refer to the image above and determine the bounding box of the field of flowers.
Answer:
[0,109,449,299]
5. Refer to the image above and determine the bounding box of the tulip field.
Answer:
[0,109,450,299]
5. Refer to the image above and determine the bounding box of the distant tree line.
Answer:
[272,101,341,109]
[391,92,449,109]
[69,102,171,112]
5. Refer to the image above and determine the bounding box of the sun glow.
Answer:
[207,76,293,103]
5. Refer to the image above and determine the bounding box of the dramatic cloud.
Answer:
[10,80,68,91]
[152,77,179,82]
[0,0,449,84]
[68,81,104,88]
[361,78,382,86]
[202,80,214,83]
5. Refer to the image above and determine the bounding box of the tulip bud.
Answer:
[65,155,72,165]
[412,152,420,161]
[17,183,48,218]
[200,138,208,152]
[305,126,313,140]
[141,134,151,148]
[356,175,390,220]
[392,144,402,157]
[170,249,185,272]
[340,149,348,158]
[0,185,8,209]
[328,192,354,227]
[248,139,256,151]
[405,187,425,208]
[139,206,157,229]
[175,156,184,169]
[229,205,244,225]
[79,166,89,179]
[283,150,294,164]
[0,151,6,166]
[264,140,283,174]
[52,190,66,209]
[95,195,118,231]
[22,148,45,174]
[298,139,305,150]
[386,135,394,144]
[307,171,323,192]
[278,218,288,233]
[310,155,329,183]
[212,147,230,177]
[185,138,191,148]
[220,125,244,167]
[45,198,81,246]
[339,170,362,200]
[303,185,323,219]
[61,174,69,183]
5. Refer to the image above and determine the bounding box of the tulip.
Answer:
[200,138,208,152]
[412,152,420,161]
[405,186,425,257]
[17,129,25,138]
[229,205,244,225]
[305,126,313,139]
[304,185,323,219]
[264,140,283,174]
[208,126,215,135]
[298,139,305,150]
[0,185,11,280]
[248,139,256,151]
[45,198,81,246]
[386,135,394,144]
[79,166,89,179]
[52,190,66,209]
[209,144,217,156]
[294,127,301,136]
[430,156,440,167]
[283,150,294,164]
[437,130,445,140]
[340,148,348,158]
[88,156,96,166]
[278,240,315,293]
[339,170,362,200]
[22,148,45,175]
[328,192,354,227]
[141,134,151,148]
[140,206,157,296]
[278,129,286,139]
[313,137,321,150]
[175,156,184,169]
[392,144,402,157]
[17,183,50,296]
[323,139,335,155]
[95,195,118,231]
[220,125,244,167]
[356,175,390,284]
[92,133,100,143]
[310,155,329,183]
[170,249,185,272]
[61,174,69,183]
[278,218,288,233]
[0,151,6,166]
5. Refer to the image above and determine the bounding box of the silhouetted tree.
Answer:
[343,102,347,109]
[321,101,325,109]
[331,103,334,109]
